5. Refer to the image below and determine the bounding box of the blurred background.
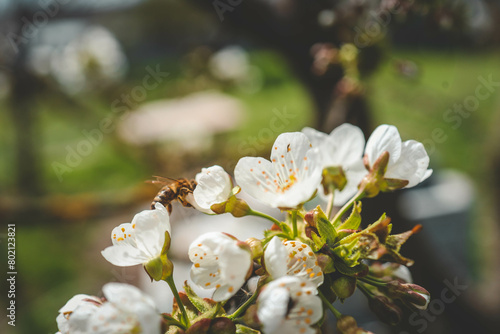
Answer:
[1,0,500,333]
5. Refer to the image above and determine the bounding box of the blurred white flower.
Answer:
[264,237,324,287]
[302,124,367,205]
[191,165,233,214]
[101,203,171,267]
[257,276,322,334]
[364,124,432,188]
[189,232,252,301]
[235,132,322,209]
[56,283,161,334]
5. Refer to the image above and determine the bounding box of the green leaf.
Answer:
[184,282,213,314]
[236,324,261,334]
[337,201,362,231]
[315,206,338,247]
[335,259,368,276]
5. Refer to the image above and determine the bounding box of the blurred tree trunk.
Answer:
[188,0,371,133]
[7,9,43,196]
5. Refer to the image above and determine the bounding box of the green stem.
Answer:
[291,210,298,238]
[228,289,259,320]
[318,290,342,320]
[165,276,190,327]
[326,185,336,220]
[356,282,376,298]
[359,276,387,288]
[161,314,187,330]
[331,189,365,227]
[248,209,281,226]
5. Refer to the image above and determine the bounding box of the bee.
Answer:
[148,176,197,214]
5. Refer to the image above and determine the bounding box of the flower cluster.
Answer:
[56,124,431,334]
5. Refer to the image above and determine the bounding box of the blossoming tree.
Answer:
[56,124,432,334]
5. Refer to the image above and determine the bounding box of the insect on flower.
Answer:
[148,176,197,214]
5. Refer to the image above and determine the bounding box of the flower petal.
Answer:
[133,204,171,259]
[101,244,150,266]
[365,124,402,167]
[257,285,289,334]
[283,240,324,287]
[325,123,365,167]
[301,127,329,148]
[264,237,288,279]
[193,165,233,211]
[386,140,431,187]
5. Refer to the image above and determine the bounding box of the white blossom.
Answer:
[302,124,367,205]
[264,237,324,287]
[101,203,170,267]
[235,132,322,209]
[191,165,233,214]
[56,283,160,334]
[189,232,252,301]
[257,276,322,334]
[365,124,432,188]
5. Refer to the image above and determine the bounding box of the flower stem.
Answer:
[291,210,298,238]
[228,289,259,320]
[318,290,342,320]
[331,189,365,227]
[248,209,281,226]
[326,185,336,220]
[161,314,187,331]
[359,276,387,288]
[165,275,190,327]
[356,281,376,298]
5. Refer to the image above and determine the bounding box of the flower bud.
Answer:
[385,281,430,310]
[245,238,264,260]
[209,317,236,334]
[211,197,251,218]
[368,295,402,325]
[331,276,357,301]
[336,315,358,334]
[144,254,173,282]
[241,304,260,328]
[186,319,211,334]
[316,254,335,274]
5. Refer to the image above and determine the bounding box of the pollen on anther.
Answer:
[198,244,202,247]
[258,161,262,164]
[228,286,234,293]
[121,228,125,232]
[205,282,211,286]
[194,263,200,268]
[250,169,253,172]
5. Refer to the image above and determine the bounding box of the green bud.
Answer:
[144,256,172,282]
[316,254,335,274]
[211,197,251,218]
[331,276,357,301]
[245,238,263,260]
[385,281,430,310]
[209,318,236,334]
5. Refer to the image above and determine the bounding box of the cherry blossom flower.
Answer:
[188,232,252,301]
[101,203,171,268]
[235,132,322,209]
[302,124,367,205]
[190,165,233,214]
[264,236,324,287]
[364,125,432,188]
[257,276,322,334]
[56,283,161,334]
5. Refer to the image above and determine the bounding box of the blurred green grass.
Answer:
[1,48,500,333]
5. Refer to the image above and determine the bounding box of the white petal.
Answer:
[386,140,430,187]
[326,123,365,167]
[67,302,100,334]
[301,127,329,148]
[283,240,324,287]
[333,160,367,206]
[88,302,137,334]
[365,124,402,167]
[58,294,100,314]
[235,157,281,204]
[101,244,150,266]
[132,205,171,259]
[264,237,288,279]
[110,223,136,247]
[257,285,289,334]
[193,165,233,210]
[103,283,160,334]
[235,132,322,208]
